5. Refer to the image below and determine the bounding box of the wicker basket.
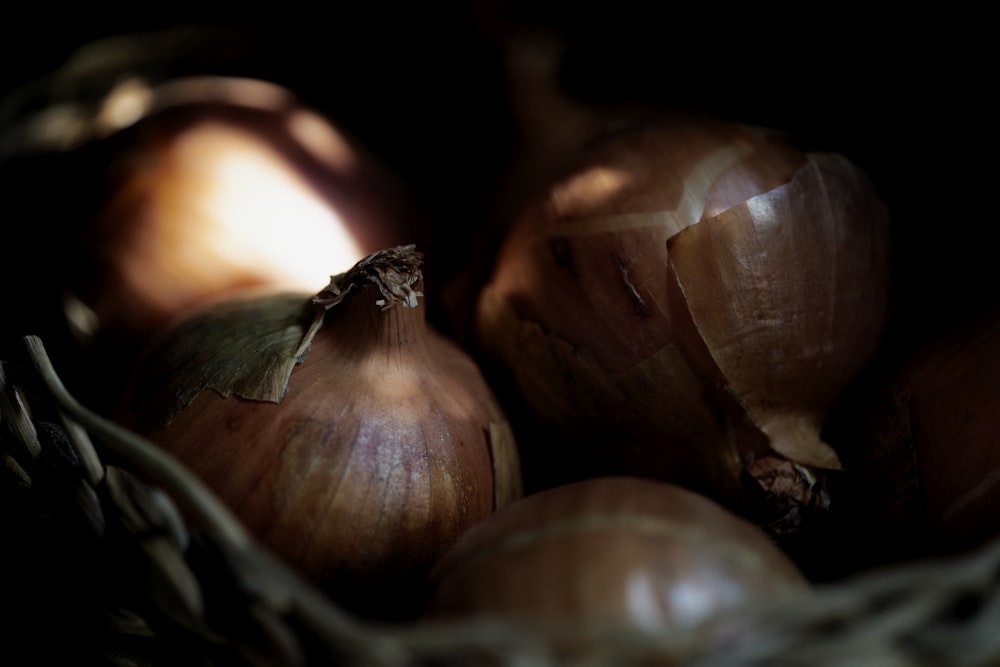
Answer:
[3,334,999,667]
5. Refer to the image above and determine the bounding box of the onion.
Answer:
[422,476,808,632]
[72,76,420,342]
[122,245,523,621]
[42,76,424,417]
[852,304,1000,557]
[473,114,892,536]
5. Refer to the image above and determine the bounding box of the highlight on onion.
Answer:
[67,75,422,348]
[850,303,1000,558]
[121,245,523,621]
[473,114,892,537]
[421,476,808,634]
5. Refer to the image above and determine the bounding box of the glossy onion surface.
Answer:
[128,247,522,620]
[423,476,807,630]
[476,116,891,532]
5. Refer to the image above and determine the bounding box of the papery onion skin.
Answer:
[422,476,808,631]
[125,246,522,621]
[474,116,891,535]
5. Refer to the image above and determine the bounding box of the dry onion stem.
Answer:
[124,245,522,620]
[475,116,892,535]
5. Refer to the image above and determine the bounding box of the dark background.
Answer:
[1,7,993,395]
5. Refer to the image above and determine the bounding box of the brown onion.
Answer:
[122,245,523,620]
[68,75,422,361]
[474,115,891,535]
[422,476,808,632]
[852,303,1000,557]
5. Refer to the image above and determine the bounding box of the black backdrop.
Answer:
[1,6,994,385]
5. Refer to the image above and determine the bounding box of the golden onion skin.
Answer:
[80,90,418,342]
[128,248,522,621]
[475,116,891,534]
[54,77,427,419]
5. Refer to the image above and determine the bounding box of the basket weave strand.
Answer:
[3,335,1000,667]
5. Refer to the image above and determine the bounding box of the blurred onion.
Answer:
[72,75,420,345]
[423,476,807,632]
[854,304,1000,555]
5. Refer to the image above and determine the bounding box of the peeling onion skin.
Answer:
[474,116,892,535]
[126,247,523,621]
[422,476,808,632]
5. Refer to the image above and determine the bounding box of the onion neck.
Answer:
[313,244,432,361]
[326,281,431,360]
